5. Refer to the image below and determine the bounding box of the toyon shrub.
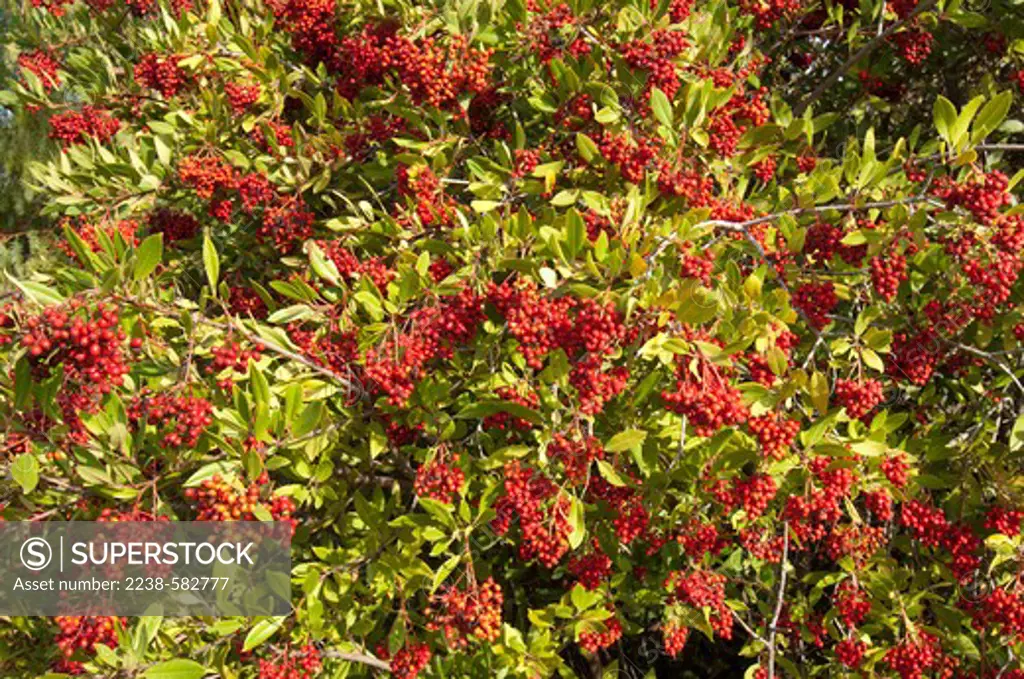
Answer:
[1,0,1024,675]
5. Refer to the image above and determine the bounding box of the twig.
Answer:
[767,522,790,679]
[323,650,391,672]
[794,0,939,115]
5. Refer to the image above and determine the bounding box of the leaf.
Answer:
[202,231,220,294]
[184,461,240,487]
[649,87,673,128]
[1010,413,1024,452]
[809,371,829,414]
[596,460,626,486]
[142,659,207,679]
[134,234,164,281]
[576,133,599,162]
[933,96,957,146]
[605,429,647,452]
[307,242,342,287]
[242,617,285,652]
[4,273,65,306]
[972,91,1013,144]
[10,453,39,494]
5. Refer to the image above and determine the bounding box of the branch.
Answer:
[324,650,391,672]
[950,342,1024,396]
[794,0,939,115]
[767,522,790,679]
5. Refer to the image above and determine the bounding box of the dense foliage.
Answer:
[1,0,1024,676]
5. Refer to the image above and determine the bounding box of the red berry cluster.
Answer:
[657,162,715,206]
[833,378,884,420]
[748,415,800,460]
[288,322,358,376]
[251,121,294,152]
[662,622,689,658]
[738,0,800,28]
[185,475,296,531]
[705,88,770,158]
[482,385,539,432]
[791,282,837,329]
[679,248,715,285]
[665,570,733,639]
[863,489,894,521]
[833,580,871,627]
[567,540,612,590]
[796,152,817,173]
[492,461,571,567]
[985,505,1024,536]
[678,520,727,559]
[598,132,660,184]
[257,644,321,679]
[661,361,748,437]
[739,527,784,562]
[802,221,867,267]
[258,198,315,252]
[18,49,62,93]
[870,247,908,301]
[224,81,261,114]
[228,285,269,319]
[318,240,396,290]
[887,331,938,386]
[548,433,604,483]
[892,28,934,65]
[881,454,910,488]
[414,454,464,504]
[752,155,777,183]
[207,339,263,377]
[148,209,199,244]
[128,391,213,448]
[578,612,623,653]
[488,280,628,412]
[49,107,120,146]
[396,165,457,229]
[835,637,866,669]
[134,53,187,98]
[931,170,1011,226]
[52,616,125,675]
[364,287,483,406]
[425,577,503,647]
[883,632,942,679]
[385,642,431,679]
[966,586,1024,640]
[20,302,129,407]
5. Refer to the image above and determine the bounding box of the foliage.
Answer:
[1,0,1024,677]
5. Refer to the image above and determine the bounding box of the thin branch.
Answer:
[323,650,391,672]
[767,522,790,679]
[794,0,939,115]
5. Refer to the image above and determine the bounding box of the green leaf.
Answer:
[142,659,207,679]
[4,273,65,306]
[649,87,673,128]
[307,242,342,287]
[202,231,220,294]
[596,460,626,486]
[605,429,647,452]
[933,96,957,146]
[242,617,285,652]
[972,91,1013,144]
[809,371,829,414]
[134,234,164,281]
[576,133,599,162]
[11,453,39,494]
